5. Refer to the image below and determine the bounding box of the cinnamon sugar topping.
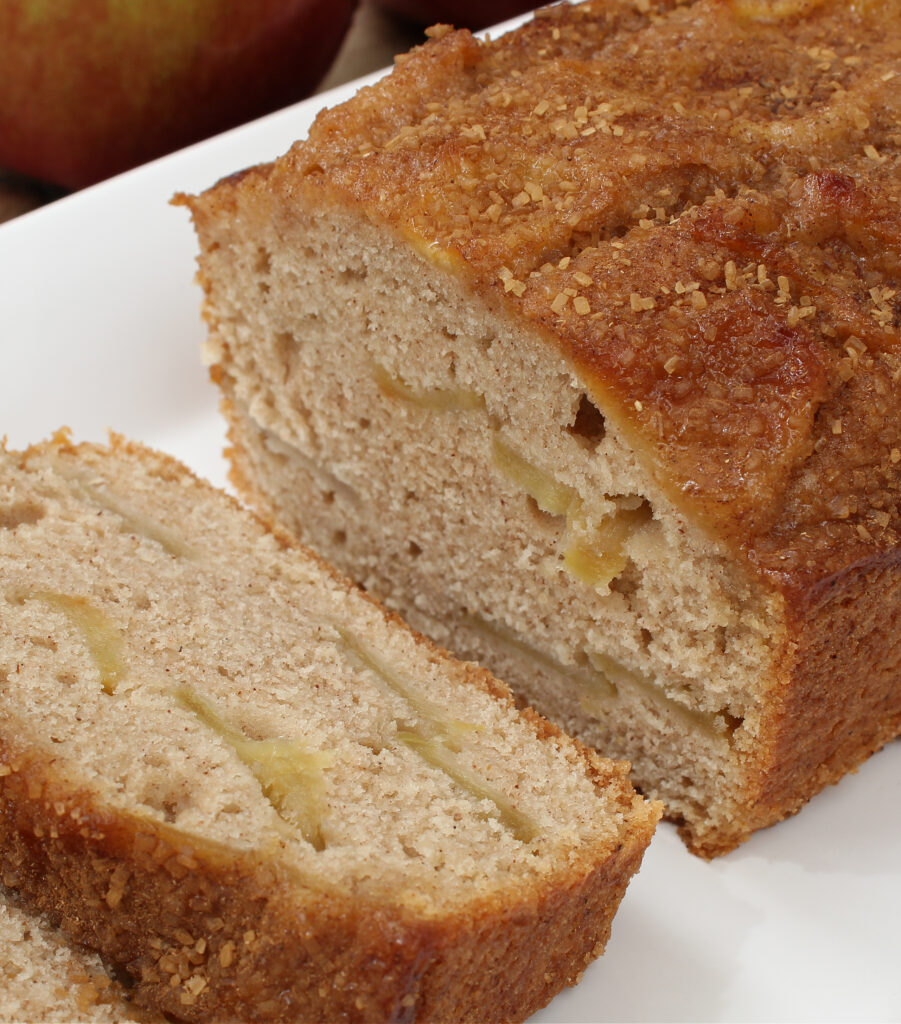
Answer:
[272,0,900,581]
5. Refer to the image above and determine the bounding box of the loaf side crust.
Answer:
[742,557,901,841]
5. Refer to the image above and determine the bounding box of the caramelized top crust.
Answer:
[256,0,901,597]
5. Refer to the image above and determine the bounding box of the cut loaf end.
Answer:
[204,205,779,857]
[0,432,659,1023]
[182,0,901,857]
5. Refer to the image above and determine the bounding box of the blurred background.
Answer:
[0,0,538,225]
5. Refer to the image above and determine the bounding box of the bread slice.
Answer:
[1,888,141,1024]
[181,0,901,857]
[0,432,658,1024]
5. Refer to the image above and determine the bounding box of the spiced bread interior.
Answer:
[0,888,142,1024]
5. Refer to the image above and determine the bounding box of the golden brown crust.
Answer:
[525,179,901,597]
[239,0,901,599]
[0,745,432,1023]
[0,743,655,1022]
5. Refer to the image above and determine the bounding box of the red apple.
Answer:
[0,0,358,189]
[373,0,537,31]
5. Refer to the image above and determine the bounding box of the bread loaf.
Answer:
[0,432,658,1023]
[182,0,901,857]
[0,888,141,1024]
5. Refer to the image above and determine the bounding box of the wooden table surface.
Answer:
[0,2,422,225]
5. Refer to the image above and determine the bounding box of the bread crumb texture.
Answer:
[0,434,658,1023]
[0,888,140,1023]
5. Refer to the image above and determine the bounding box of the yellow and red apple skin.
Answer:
[374,0,537,31]
[0,0,358,189]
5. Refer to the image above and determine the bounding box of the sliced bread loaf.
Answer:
[181,0,901,857]
[0,432,658,1023]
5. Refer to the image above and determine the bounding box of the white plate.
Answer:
[1,60,899,1024]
